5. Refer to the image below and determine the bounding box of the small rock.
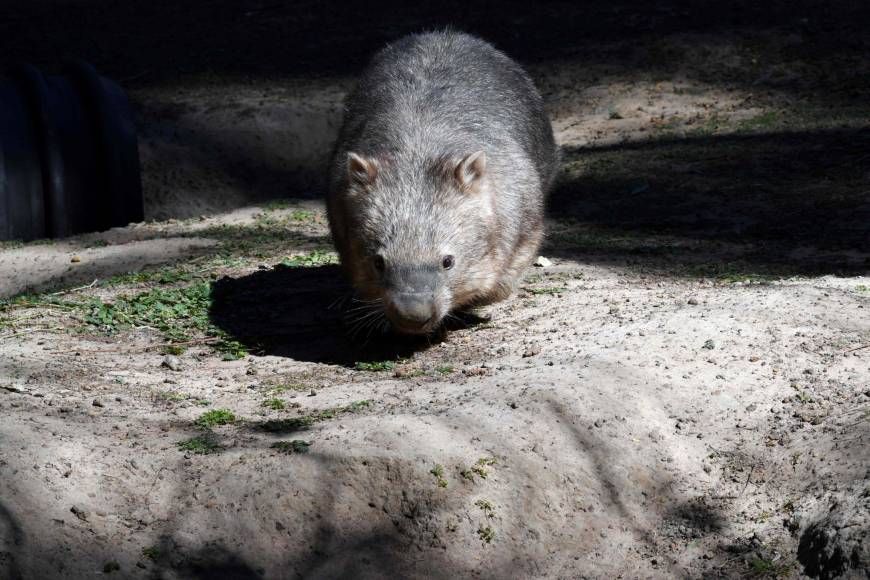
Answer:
[702,339,715,350]
[533,256,552,268]
[70,255,81,263]
[70,505,89,521]
[92,399,104,408]
[687,297,699,305]
[162,355,182,371]
[522,346,541,358]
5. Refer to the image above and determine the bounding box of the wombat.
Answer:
[327,30,558,335]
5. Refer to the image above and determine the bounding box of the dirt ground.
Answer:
[1,2,869,579]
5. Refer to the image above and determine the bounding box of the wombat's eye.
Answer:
[442,255,455,270]
[373,255,386,272]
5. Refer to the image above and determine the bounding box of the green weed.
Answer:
[178,436,221,455]
[430,464,448,488]
[195,409,236,429]
[262,398,286,411]
[271,440,312,454]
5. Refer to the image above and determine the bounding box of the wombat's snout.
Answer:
[386,292,438,333]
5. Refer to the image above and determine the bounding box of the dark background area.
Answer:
[1,0,868,277]
[0,0,867,87]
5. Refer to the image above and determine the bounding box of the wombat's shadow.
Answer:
[209,265,482,364]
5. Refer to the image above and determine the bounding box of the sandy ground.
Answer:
[1,201,868,579]
[1,3,870,578]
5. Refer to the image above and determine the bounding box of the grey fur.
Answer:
[327,30,559,334]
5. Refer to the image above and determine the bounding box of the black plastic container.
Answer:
[0,61,142,242]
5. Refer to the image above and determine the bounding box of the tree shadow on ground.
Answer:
[0,502,24,580]
[208,264,484,364]
[548,127,870,278]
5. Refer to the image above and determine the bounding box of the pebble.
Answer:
[92,399,104,408]
[533,256,552,268]
[70,505,89,521]
[162,355,182,371]
[687,297,699,305]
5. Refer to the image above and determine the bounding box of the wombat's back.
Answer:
[332,30,559,194]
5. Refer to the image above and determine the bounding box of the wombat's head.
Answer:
[342,150,492,335]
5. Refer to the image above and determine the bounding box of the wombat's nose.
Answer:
[389,293,436,329]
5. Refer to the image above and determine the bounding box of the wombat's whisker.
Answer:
[345,301,383,314]
[345,306,386,340]
[327,294,353,310]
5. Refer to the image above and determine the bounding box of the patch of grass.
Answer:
[746,557,792,577]
[462,457,498,481]
[270,383,309,393]
[524,286,567,295]
[796,391,813,404]
[141,547,160,560]
[0,238,53,250]
[430,464,448,488]
[99,266,195,287]
[856,284,869,292]
[398,369,427,378]
[290,209,317,222]
[280,250,338,268]
[271,440,312,454]
[194,409,236,429]
[737,111,780,133]
[257,400,373,432]
[477,525,495,544]
[343,399,373,413]
[155,390,190,403]
[79,281,248,358]
[436,365,455,375]
[475,499,495,518]
[259,416,315,432]
[262,199,292,211]
[262,398,286,411]
[178,436,221,455]
[355,360,396,372]
[155,390,211,406]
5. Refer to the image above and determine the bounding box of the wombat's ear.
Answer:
[455,151,486,193]
[347,152,378,187]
